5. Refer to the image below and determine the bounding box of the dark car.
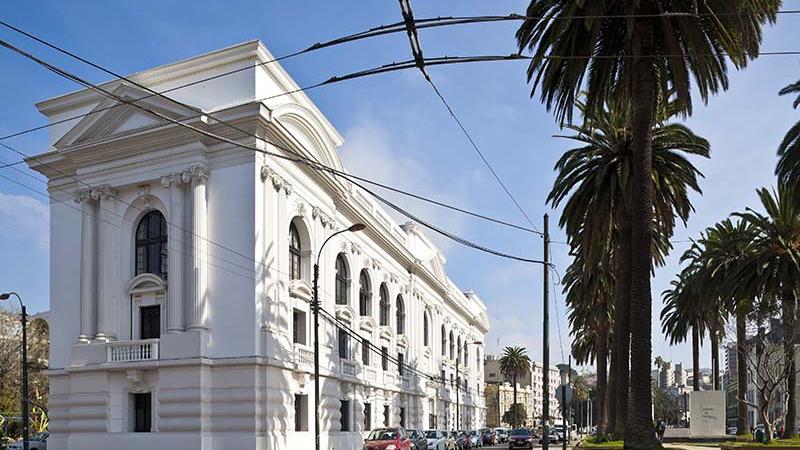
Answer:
[453,431,472,450]
[364,427,413,450]
[508,428,534,449]
[480,428,496,445]
[408,429,428,450]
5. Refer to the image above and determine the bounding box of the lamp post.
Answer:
[313,223,365,450]
[456,340,482,431]
[1,292,28,450]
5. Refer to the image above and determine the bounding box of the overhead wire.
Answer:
[0,36,546,263]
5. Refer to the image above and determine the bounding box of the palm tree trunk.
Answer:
[613,214,631,439]
[596,299,610,434]
[607,351,617,436]
[692,326,701,391]
[736,311,748,436]
[513,373,518,429]
[624,16,659,448]
[782,288,797,438]
[711,327,720,391]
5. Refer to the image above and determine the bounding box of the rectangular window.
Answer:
[398,352,404,376]
[338,329,349,360]
[295,394,309,431]
[293,309,307,345]
[132,392,152,432]
[340,399,351,432]
[441,369,446,382]
[383,404,390,426]
[362,339,370,365]
[364,402,372,431]
[140,305,160,340]
[381,346,389,370]
[400,406,406,428]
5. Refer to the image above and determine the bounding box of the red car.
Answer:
[363,427,413,450]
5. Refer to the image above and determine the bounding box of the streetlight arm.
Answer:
[316,229,351,266]
[0,291,23,309]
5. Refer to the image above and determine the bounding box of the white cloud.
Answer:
[0,193,49,248]
[338,121,472,253]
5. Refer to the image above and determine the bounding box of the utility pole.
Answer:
[543,214,550,450]
[456,358,460,431]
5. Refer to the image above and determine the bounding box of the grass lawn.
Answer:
[721,437,800,447]
[579,439,686,450]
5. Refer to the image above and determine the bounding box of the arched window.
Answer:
[423,313,429,347]
[441,325,446,356]
[396,295,405,335]
[457,337,462,364]
[335,254,349,305]
[449,330,454,360]
[379,284,390,326]
[464,344,469,367]
[135,210,168,278]
[359,270,371,316]
[289,223,301,280]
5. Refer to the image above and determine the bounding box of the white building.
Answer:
[29,40,489,450]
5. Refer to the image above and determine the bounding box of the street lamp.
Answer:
[1,292,29,450]
[456,340,482,431]
[313,223,365,450]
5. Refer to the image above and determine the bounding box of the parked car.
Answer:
[408,429,428,450]
[468,430,482,448]
[494,428,509,443]
[508,428,534,449]
[7,432,49,450]
[454,431,472,450]
[539,430,560,445]
[480,428,496,445]
[424,429,450,450]
[364,427,413,450]
[727,426,738,435]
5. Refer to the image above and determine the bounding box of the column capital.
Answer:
[97,184,117,200]
[74,187,101,204]
[260,164,292,195]
[190,164,209,181]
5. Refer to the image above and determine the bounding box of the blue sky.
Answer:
[0,1,798,371]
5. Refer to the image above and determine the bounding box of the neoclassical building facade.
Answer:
[29,40,489,450]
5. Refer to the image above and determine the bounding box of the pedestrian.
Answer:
[656,420,666,443]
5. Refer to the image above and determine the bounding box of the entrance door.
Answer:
[140,305,161,339]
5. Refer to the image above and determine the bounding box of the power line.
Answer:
[0,37,546,264]
[395,1,541,236]
[0,22,541,236]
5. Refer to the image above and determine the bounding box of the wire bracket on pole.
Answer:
[397,0,430,81]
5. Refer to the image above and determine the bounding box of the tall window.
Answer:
[362,338,370,365]
[457,337,462,364]
[396,295,405,335]
[379,284,390,326]
[335,255,348,305]
[398,352,404,376]
[423,313,429,347]
[441,325,446,356]
[449,331,454,360]
[295,394,309,431]
[383,404,390,426]
[338,328,349,360]
[289,223,301,280]
[359,270,371,316]
[340,399,351,431]
[381,346,389,371]
[464,344,468,366]
[132,392,152,432]
[135,211,167,278]
[364,403,372,431]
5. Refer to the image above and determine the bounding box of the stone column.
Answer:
[163,173,186,332]
[96,186,118,341]
[189,165,209,330]
[77,189,99,342]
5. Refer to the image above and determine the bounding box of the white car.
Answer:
[424,429,449,450]
[7,432,49,450]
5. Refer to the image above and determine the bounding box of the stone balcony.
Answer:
[106,339,159,363]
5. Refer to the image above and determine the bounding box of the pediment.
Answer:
[128,273,166,294]
[55,83,201,149]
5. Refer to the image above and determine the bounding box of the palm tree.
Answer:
[517,2,779,447]
[734,185,800,438]
[548,98,709,438]
[696,219,757,436]
[776,78,800,185]
[499,346,532,428]
[563,246,613,434]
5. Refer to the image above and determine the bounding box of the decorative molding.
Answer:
[74,187,101,203]
[137,185,152,207]
[296,202,306,218]
[312,206,334,228]
[260,164,292,195]
[350,242,363,256]
[97,184,117,200]
[190,164,209,181]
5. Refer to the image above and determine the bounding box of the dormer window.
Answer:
[135,211,167,279]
